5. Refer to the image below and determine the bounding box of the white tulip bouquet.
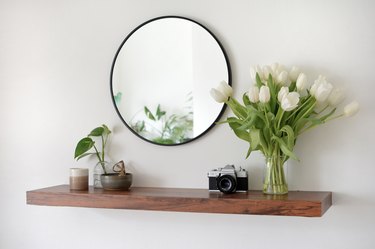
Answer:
[211,63,359,194]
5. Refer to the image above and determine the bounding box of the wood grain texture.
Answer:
[26,185,332,217]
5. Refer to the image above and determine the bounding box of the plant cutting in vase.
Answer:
[210,63,359,194]
[74,124,132,190]
[74,124,111,172]
[74,124,111,188]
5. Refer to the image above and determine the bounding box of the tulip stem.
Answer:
[263,148,288,195]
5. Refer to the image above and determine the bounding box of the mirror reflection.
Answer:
[111,16,231,145]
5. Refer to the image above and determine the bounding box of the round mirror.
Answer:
[110,16,231,145]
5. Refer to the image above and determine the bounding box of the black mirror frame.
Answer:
[110,15,232,146]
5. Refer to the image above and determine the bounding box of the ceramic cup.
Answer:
[70,168,89,190]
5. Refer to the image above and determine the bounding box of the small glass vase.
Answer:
[263,155,288,195]
[93,161,112,189]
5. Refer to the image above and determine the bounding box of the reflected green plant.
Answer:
[131,104,193,144]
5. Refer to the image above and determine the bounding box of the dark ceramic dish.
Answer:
[100,173,132,190]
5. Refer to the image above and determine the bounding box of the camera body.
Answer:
[208,165,248,193]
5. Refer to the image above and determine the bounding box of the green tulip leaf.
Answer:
[271,136,299,161]
[246,143,253,159]
[255,73,263,88]
[228,120,251,143]
[250,129,261,151]
[238,114,256,130]
[289,81,297,92]
[320,108,337,121]
[280,125,295,149]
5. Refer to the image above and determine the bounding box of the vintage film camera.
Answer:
[208,165,248,193]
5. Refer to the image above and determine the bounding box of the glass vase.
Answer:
[263,155,288,195]
[93,161,112,189]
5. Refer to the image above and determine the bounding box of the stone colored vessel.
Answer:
[100,173,132,190]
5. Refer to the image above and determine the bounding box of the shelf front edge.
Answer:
[26,185,332,217]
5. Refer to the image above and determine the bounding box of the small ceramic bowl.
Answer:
[100,173,132,190]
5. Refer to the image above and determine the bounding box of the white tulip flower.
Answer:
[218,80,233,98]
[296,73,308,91]
[272,63,285,76]
[328,88,345,107]
[210,81,232,103]
[344,101,359,117]
[281,92,300,111]
[315,82,333,102]
[248,85,260,103]
[277,71,289,85]
[259,86,271,103]
[310,75,333,102]
[278,86,289,103]
[250,66,257,83]
[262,65,273,80]
[289,66,301,82]
[210,88,227,103]
[310,75,324,95]
[250,65,264,82]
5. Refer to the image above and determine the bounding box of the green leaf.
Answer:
[74,137,95,159]
[156,104,166,120]
[250,129,261,151]
[280,125,295,150]
[255,73,263,88]
[144,106,156,121]
[114,92,122,105]
[294,97,316,123]
[320,108,336,121]
[228,98,247,119]
[289,81,297,92]
[102,124,111,135]
[295,118,309,134]
[228,119,251,143]
[75,152,96,161]
[271,136,299,161]
[246,143,253,159]
[267,75,277,112]
[238,114,256,130]
[243,93,251,106]
[89,127,104,136]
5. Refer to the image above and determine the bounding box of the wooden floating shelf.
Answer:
[26,185,332,217]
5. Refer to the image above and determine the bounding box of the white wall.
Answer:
[1,0,374,248]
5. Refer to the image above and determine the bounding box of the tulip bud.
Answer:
[315,82,333,102]
[328,88,345,107]
[271,63,279,73]
[277,71,289,85]
[248,85,260,103]
[250,66,257,83]
[262,65,273,80]
[311,75,333,102]
[250,65,264,82]
[210,81,232,103]
[210,88,227,103]
[278,86,289,103]
[344,101,359,117]
[296,73,308,91]
[218,80,233,98]
[289,66,301,82]
[259,86,271,103]
[272,63,285,75]
[281,92,300,111]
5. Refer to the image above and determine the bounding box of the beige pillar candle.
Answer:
[70,168,89,190]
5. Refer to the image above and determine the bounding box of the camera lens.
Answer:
[217,175,236,193]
